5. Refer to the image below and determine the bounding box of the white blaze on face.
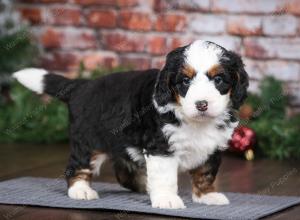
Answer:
[185,40,221,74]
[180,40,230,119]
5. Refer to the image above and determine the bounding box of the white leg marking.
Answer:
[90,153,107,176]
[68,180,99,200]
[192,192,229,205]
[146,155,185,209]
[13,68,48,94]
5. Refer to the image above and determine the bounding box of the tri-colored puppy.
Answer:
[14,40,248,209]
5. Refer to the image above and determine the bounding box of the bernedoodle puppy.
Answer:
[14,40,248,209]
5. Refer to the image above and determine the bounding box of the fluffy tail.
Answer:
[13,68,80,102]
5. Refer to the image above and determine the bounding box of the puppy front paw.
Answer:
[193,192,229,205]
[68,181,99,200]
[151,194,186,209]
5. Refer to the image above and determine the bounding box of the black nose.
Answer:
[195,100,208,112]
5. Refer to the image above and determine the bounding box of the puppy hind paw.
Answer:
[151,194,186,209]
[193,192,229,205]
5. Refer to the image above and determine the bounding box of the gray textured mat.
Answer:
[0,177,300,220]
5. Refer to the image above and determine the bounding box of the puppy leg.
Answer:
[114,158,147,193]
[65,144,99,200]
[146,155,185,209]
[67,169,99,200]
[190,151,229,205]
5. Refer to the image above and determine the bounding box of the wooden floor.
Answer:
[0,144,299,220]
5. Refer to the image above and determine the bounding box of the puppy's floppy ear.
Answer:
[153,68,173,106]
[226,51,249,109]
[154,47,185,106]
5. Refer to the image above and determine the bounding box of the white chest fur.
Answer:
[162,119,236,171]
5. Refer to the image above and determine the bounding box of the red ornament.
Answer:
[229,126,256,153]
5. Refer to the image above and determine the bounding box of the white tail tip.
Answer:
[13,68,48,94]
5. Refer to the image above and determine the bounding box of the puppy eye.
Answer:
[214,76,223,85]
[182,77,190,86]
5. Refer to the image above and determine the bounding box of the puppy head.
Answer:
[154,40,249,121]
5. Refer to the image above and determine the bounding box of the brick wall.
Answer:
[16,0,300,108]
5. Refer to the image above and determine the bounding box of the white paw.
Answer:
[151,194,186,209]
[193,192,229,205]
[68,180,99,200]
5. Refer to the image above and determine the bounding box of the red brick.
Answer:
[74,0,116,6]
[243,59,266,80]
[244,37,300,60]
[171,38,182,49]
[198,35,241,52]
[211,0,287,14]
[151,57,165,69]
[264,61,300,81]
[117,0,139,7]
[81,52,119,70]
[190,15,226,34]
[41,51,81,71]
[40,28,62,48]
[20,0,67,3]
[155,14,186,32]
[227,16,262,36]
[40,28,97,49]
[19,8,42,24]
[119,56,151,69]
[285,0,300,16]
[74,31,98,49]
[147,36,167,55]
[45,8,82,25]
[170,37,192,49]
[244,59,299,82]
[87,10,117,28]
[262,15,297,36]
[153,0,210,12]
[244,38,268,59]
[102,32,146,52]
[119,11,152,31]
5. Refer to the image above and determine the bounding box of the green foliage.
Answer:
[0,29,39,106]
[249,115,300,160]
[243,77,300,160]
[0,29,38,75]
[0,83,68,143]
[90,66,131,78]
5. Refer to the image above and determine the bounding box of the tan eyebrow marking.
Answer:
[182,65,196,78]
[207,64,223,78]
